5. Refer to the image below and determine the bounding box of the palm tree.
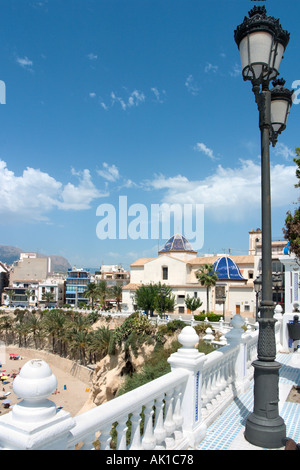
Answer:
[97,280,108,309]
[42,291,55,308]
[0,315,13,344]
[69,329,90,365]
[83,282,99,309]
[25,289,35,307]
[27,314,43,349]
[42,309,66,353]
[110,285,123,311]
[196,264,218,314]
[88,326,113,362]
[6,289,15,307]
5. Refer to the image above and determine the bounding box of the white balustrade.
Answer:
[0,314,263,451]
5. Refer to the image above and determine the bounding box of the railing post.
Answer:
[167,326,207,447]
[0,359,75,450]
[225,314,250,393]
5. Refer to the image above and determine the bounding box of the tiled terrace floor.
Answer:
[195,352,300,450]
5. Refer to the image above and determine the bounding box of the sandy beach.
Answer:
[0,349,92,417]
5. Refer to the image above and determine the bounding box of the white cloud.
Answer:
[59,169,107,210]
[99,87,165,110]
[194,142,218,161]
[97,162,120,182]
[16,56,33,70]
[151,87,166,103]
[99,90,145,111]
[0,161,107,222]
[204,62,218,73]
[89,92,96,98]
[185,74,200,95]
[109,89,145,110]
[145,160,297,221]
[230,63,242,77]
[87,53,98,61]
[273,143,295,161]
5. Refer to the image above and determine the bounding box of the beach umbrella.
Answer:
[1,376,9,380]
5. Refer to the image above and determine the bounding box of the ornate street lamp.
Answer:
[254,274,262,321]
[270,78,294,147]
[272,272,283,305]
[234,6,293,448]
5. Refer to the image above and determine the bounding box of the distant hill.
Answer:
[0,245,71,273]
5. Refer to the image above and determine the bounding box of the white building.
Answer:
[123,234,256,318]
[38,277,65,308]
[123,231,288,319]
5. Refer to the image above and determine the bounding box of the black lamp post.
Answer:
[234,6,293,448]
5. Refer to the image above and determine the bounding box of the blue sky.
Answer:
[0,0,299,269]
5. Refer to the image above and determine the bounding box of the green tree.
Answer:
[25,289,35,307]
[97,281,109,308]
[185,295,203,314]
[42,309,66,353]
[0,315,13,344]
[88,326,114,362]
[110,285,123,311]
[42,291,55,308]
[283,148,300,259]
[69,329,90,365]
[83,282,99,309]
[154,283,175,316]
[196,264,218,314]
[5,289,15,307]
[135,284,159,316]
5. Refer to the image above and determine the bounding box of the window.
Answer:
[194,292,198,298]
[248,271,254,279]
[244,305,250,312]
[178,306,185,314]
[162,267,168,280]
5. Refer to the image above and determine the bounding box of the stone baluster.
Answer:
[129,411,142,450]
[0,359,75,450]
[163,389,176,436]
[153,394,166,445]
[168,326,207,447]
[173,384,184,429]
[116,415,128,450]
[141,402,156,450]
[225,314,249,392]
[99,425,112,450]
[203,327,214,342]
[200,370,209,417]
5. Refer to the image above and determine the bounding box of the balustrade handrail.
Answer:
[0,313,285,451]
[67,368,189,448]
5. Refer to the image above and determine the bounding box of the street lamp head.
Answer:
[234,6,290,87]
[272,272,283,289]
[270,78,293,146]
[254,274,262,293]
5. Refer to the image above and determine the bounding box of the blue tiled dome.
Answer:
[160,234,196,253]
[213,256,245,280]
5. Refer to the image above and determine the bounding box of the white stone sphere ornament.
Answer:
[12,359,58,424]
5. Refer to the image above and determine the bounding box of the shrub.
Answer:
[165,319,186,334]
[194,313,222,322]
